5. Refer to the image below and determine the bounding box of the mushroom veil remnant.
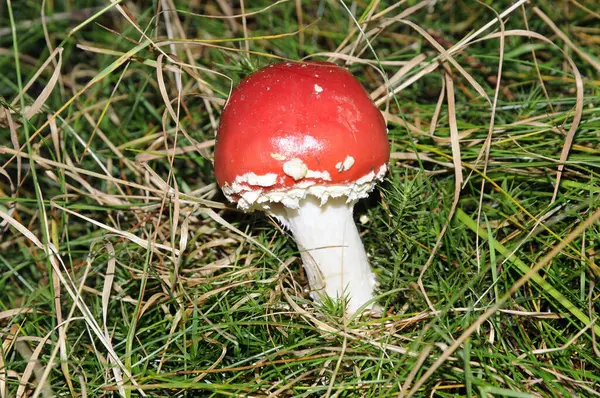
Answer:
[214,61,390,313]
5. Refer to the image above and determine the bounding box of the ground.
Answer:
[0,0,599,396]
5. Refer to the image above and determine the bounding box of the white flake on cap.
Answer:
[221,172,278,199]
[283,159,331,182]
[283,158,308,180]
[336,156,355,172]
[306,170,331,181]
[314,84,323,94]
[240,190,262,204]
[234,172,278,187]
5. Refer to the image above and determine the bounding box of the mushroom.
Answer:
[214,61,389,313]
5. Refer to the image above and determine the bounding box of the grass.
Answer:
[1,0,599,396]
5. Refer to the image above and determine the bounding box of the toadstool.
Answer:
[214,61,389,313]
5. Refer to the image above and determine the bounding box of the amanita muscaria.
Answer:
[214,61,389,313]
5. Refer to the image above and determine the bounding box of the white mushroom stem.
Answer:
[272,196,377,313]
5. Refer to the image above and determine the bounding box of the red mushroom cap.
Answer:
[214,61,389,209]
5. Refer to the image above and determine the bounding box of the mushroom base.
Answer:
[271,196,378,313]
